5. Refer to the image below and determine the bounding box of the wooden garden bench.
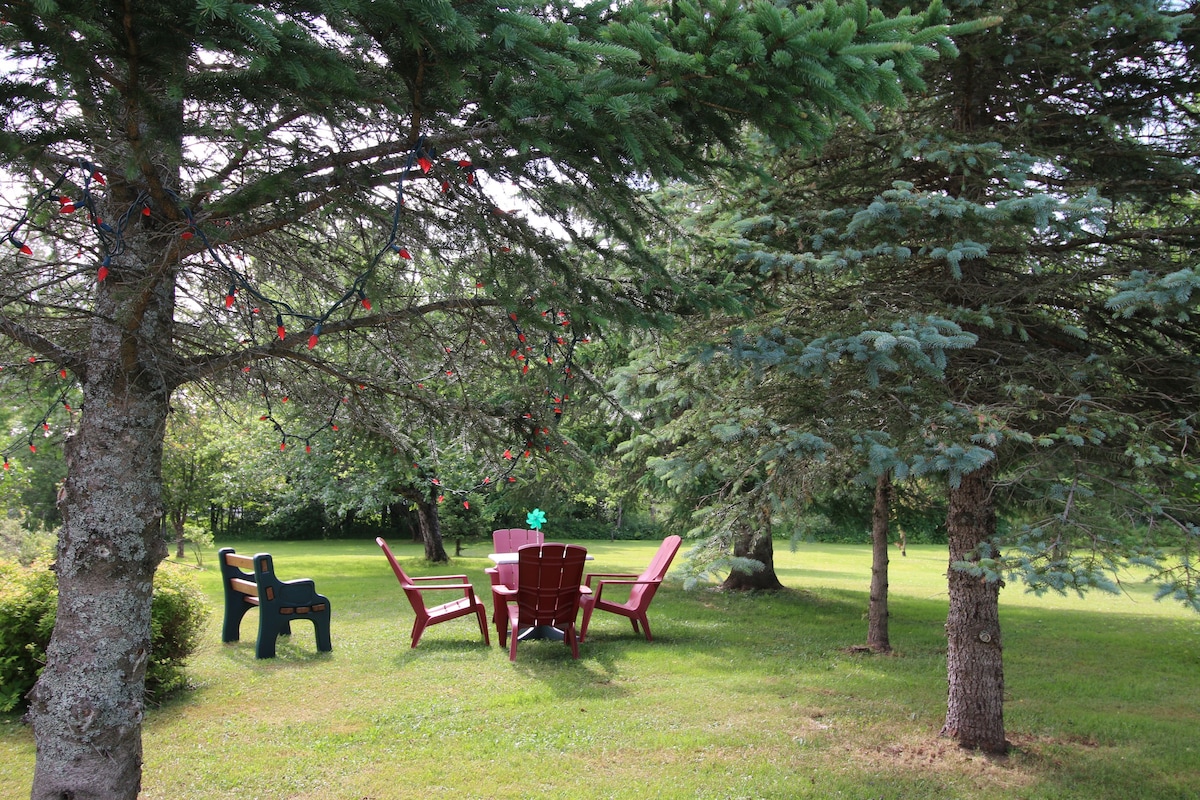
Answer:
[218,547,332,659]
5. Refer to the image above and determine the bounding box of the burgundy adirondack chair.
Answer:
[485,528,545,635]
[376,537,490,648]
[492,543,591,661]
[579,535,682,642]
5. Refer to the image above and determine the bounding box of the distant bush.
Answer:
[0,559,210,712]
[0,516,55,565]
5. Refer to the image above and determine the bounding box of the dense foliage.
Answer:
[624,0,1200,604]
[614,0,1200,754]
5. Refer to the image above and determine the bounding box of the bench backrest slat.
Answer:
[230,577,258,597]
[223,551,255,571]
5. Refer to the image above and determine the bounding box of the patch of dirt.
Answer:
[854,733,1038,792]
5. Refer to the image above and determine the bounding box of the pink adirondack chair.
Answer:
[579,535,682,642]
[492,543,591,661]
[485,528,545,636]
[376,537,490,648]
[492,528,545,553]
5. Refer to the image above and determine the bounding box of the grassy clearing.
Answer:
[1,539,1197,799]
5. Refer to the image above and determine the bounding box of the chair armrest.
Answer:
[492,586,517,599]
[413,582,475,592]
[592,577,660,603]
[411,574,469,583]
[584,572,637,588]
[596,578,660,586]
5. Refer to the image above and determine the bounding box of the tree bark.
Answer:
[27,216,175,798]
[940,463,1007,754]
[720,522,784,591]
[866,472,892,653]
[416,486,449,563]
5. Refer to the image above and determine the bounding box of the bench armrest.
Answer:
[273,577,325,604]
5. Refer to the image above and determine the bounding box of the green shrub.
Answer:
[0,559,211,712]
[0,558,57,712]
[147,564,211,702]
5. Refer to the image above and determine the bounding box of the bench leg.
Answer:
[255,634,276,658]
[256,613,282,659]
[313,606,332,653]
[221,600,253,644]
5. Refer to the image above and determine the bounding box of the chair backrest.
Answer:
[376,537,425,612]
[628,535,682,609]
[492,528,544,553]
[514,543,588,628]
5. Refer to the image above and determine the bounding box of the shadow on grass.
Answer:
[447,586,887,703]
[216,634,335,666]
[387,637,495,660]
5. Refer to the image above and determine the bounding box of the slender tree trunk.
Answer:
[172,507,186,559]
[867,472,892,653]
[940,463,1007,754]
[27,218,175,798]
[720,520,784,591]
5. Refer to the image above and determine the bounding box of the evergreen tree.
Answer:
[638,0,1199,754]
[0,0,969,795]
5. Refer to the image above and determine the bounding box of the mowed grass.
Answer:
[1,539,1197,799]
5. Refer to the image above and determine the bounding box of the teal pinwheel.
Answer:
[526,508,547,531]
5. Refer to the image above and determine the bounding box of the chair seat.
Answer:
[430,596,483,619]
[592,596,639,613]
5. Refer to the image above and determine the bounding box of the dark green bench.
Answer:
[218,548,332,659]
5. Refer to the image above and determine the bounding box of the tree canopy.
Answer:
[0,0,976,796]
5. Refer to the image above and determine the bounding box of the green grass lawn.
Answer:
[2,539,1197,799]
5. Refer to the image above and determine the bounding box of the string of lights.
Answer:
[1,142,585,498]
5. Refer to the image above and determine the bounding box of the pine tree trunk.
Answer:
[720,523,784,591]
[27,221,174,798]
[940,463,1007,754]
[867,472,892,653]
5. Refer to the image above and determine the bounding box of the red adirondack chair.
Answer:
[579,535,681,642]
[376,537,490,648]
[485,528,545,636]
[492,543,591,661]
